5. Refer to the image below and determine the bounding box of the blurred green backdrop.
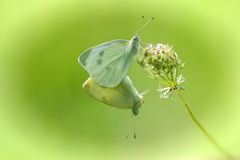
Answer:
[0,0,239,159]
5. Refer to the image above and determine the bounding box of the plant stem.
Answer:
[174,90,234,160]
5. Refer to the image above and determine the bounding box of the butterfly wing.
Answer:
[79,39,135,87]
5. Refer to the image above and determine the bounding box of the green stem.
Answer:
[174,90,234,160]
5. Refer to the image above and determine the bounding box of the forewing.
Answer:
[79,39,133,87]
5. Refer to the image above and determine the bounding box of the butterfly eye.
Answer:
[132,35,140,43]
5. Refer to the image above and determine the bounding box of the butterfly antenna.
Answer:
[136,17,155,35]
[125,113,137,139]
[125,113,131,139]
[125,127,129,139]
[132,115,137,139]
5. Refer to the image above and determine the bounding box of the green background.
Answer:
[0,0,239,159]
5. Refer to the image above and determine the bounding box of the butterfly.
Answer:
[78,17,154,87]
[82,76,144,116]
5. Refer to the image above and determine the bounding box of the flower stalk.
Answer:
[138,43,234,160]
[175,90,233,160]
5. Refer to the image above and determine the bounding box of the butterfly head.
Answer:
[132,35,140,43]
[132,94,144,116]
[130,35,141,53]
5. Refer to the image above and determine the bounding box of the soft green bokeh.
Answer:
[0,0,239,159]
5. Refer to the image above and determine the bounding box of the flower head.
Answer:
[138,43,185,98]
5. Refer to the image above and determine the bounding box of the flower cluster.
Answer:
[138,43,185,98]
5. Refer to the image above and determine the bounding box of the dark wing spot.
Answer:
[97,59,102,65]
[99,51,104,57]
[105,66,111,71]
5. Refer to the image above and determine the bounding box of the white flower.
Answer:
[137,43,185,99]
